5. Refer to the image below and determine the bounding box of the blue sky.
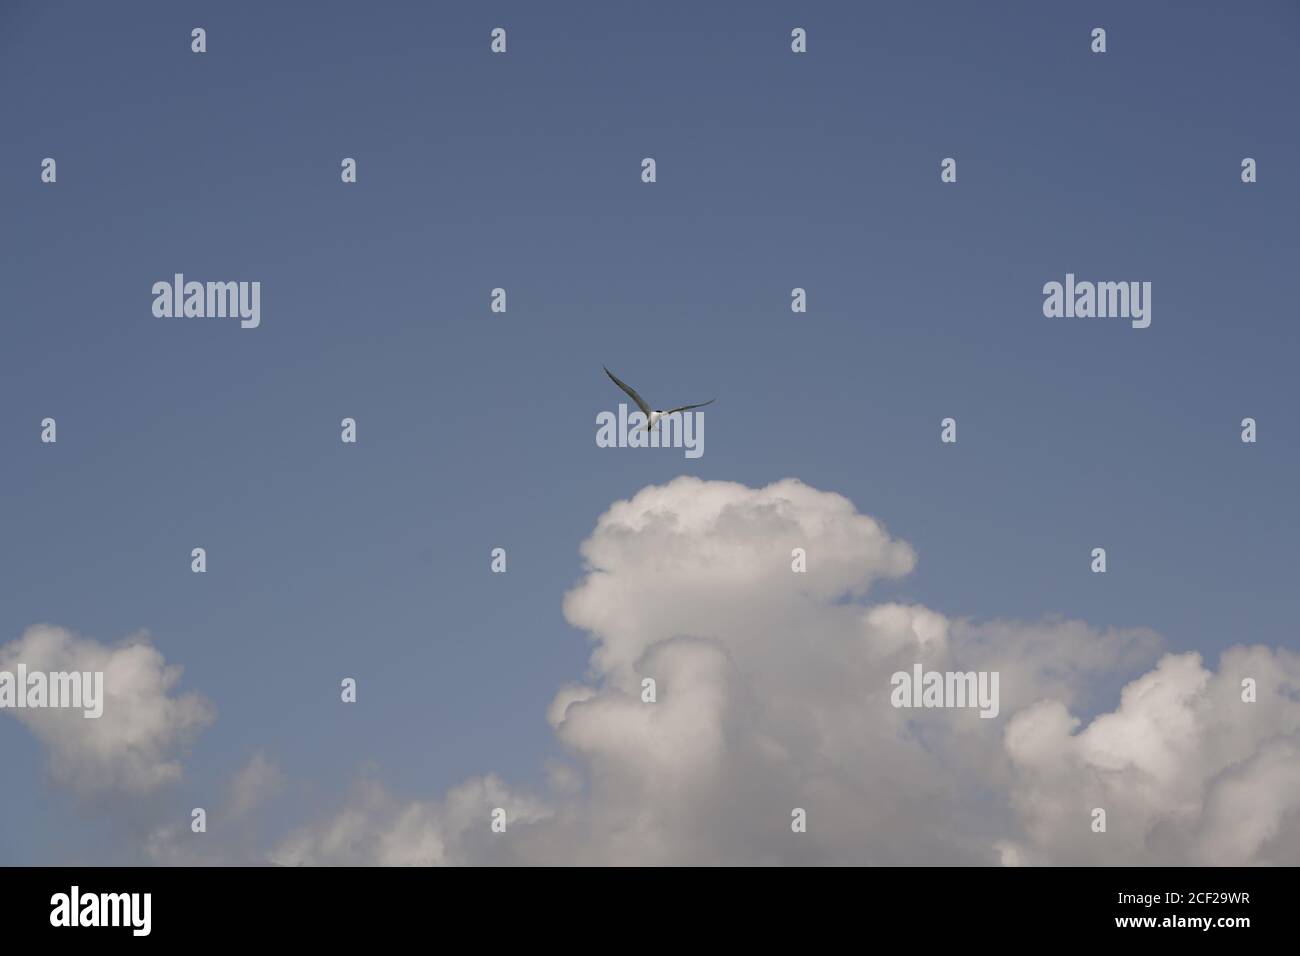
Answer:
[1,0,1297,865]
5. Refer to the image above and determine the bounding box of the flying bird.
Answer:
[603,366,715,431]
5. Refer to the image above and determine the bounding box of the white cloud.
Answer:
[245,477,1300,864]
[225,751,285,820]
[270,775,549,866]
[1003,646,1300,865]
[143,753,286,866]
[0,625,214,795]
[520,478,1172,863]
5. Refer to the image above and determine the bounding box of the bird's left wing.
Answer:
[603,366,653,417]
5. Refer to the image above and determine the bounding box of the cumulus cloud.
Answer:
[225,751,286,820]
[0,625,214,794]
[1002,646,1300,865]
[527,477,1175,864]
[270,775,549,866]
[144,752,287,866]
[246,477,1300,864]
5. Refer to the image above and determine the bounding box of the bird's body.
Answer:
[603,366,714,431]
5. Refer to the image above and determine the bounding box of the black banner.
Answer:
[1,866,1285,943]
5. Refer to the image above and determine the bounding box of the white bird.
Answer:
[603,366,715,431]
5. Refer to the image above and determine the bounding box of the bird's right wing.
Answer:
[603,366,652,417]
[665,398,716,415]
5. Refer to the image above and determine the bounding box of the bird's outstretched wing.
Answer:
[665,398,716,415]
[603,366,653,417]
